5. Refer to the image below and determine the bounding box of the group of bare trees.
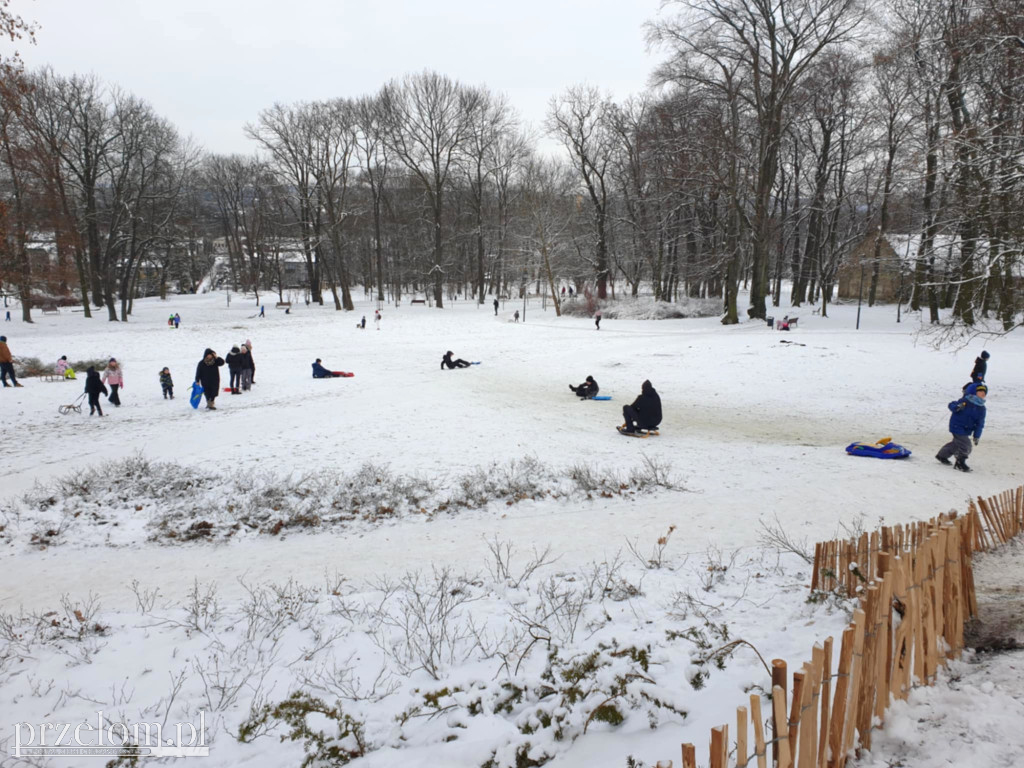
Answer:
[1,0,1022,327]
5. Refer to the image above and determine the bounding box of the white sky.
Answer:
[12,0,666,155]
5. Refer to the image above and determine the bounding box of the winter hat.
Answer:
[60,355,67,361]
[586,376,595,383]
[315,358,322,363]
[245,339,252,348]
[231,346,240,353]
[981,351,990,359]
[109,358,117,363]
[0,336,6,342]
[975,383,988,394]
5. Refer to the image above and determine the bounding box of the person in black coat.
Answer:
[621,380,662,433]
[194,348,225,410]
[569,375,599,399]
[225,345,244,394]
[970,350,989,383]
[84,367,108,416]
[441,351,471,369]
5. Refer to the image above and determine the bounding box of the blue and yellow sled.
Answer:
[845,436,912,459]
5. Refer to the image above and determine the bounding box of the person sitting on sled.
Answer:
[441,351,471,369]
[312,359,343,378]
[56,355,76,380]
[620,380,662,434]
[569,375,599,399]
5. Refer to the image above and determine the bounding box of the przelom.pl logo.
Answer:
[9,710,209,758]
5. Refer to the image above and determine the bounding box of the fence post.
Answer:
[772,659,787,767]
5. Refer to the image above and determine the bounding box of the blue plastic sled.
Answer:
[190,382,204,410]
[590,396,612,401]
[845,437,911,459]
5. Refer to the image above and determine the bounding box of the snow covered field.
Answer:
[1,293,1022,767]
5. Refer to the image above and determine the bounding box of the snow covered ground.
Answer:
[0,292,1021,767]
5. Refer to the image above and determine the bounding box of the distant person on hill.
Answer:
[84,367,107,416]
[0,335,22,387]
[619,380,662,434]
[168,314,175,328]
[259,305,265,318]
[174,313,180,329]
[493,298,499,316]
[225,345,244,394]
[56,355,76,380]
[936,381,987,473]
[195,348,225,410]
[514,309,520,322]
[312,359,343,378]
[441,351,471,369]
[375,309,382,330]
[359,316,366,329]
[159,367,174,399]
[569,375,599,399]
[102,358,123,407]
[595,311,602,330]
[970,350,989,383]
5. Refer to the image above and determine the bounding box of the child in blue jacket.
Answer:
[936,382,987,472]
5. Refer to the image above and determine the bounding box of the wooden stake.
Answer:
[773,684,793,768]
[737,705,749,768]
[751,694,767,768]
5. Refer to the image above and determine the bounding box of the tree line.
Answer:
[1,0,1022,328]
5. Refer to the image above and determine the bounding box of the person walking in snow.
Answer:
[970,350,990,384]
[259,305,265,318]
[514,309,520,322]
[84,367,108,416]
[569,375,599,399]
[159,367,174,399]
[174,313,181,329]
[102,358,123,407]
[225,345,244,394]
[619,380,662,434]
[0,335,22,387]
[595,311,602,331]
[195,348,225,410]
[493,298,499,316]
[374,309,381,330]
[441,351,471,369]
[936,381,987,473]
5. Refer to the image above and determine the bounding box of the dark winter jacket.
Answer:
[195,349,225,395]
[84,368,108,398]
[970,356,987,383]
[240,348,254,371]
[225,348,244,371]
[159,370,173,389]
[576,376,599,398]
[441,352,470,369]
[947,385,986,439]
[312,361,333,378]
[629,380,662,428]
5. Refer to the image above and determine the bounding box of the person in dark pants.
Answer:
[225,345,244,394]
[569,376,599,399]
[970,350,989,383]
[936,381,987,472]
[0,335,22,387]
[493,298,499,316]
[195,348,225,410]
[102,358,123,406]
[84,367,108,416]
[595,311,602,330]
[160,367,174,399]
[312,359,343,378]
[620,380,662,434]
[441,351,471,369]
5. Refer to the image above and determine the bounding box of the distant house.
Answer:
[838,233,968,302]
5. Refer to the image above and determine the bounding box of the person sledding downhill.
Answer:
[569,376,599,399]
[936,381,987,472]
[441,351,471,369]
[619,380,662,436]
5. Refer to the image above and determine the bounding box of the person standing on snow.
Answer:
[595,311,602,331]
[84,367,108,416]
[619,380,662,434]
[374,309,382,330]
[103,358,123,407]
[225,345,244,394]
[493,298,499,316]
[159,367,174,399]
[936,381,987,473]
[0,335,22,387]
[970,350,990,383]
[240,341,255,389]
[195,348,225,410]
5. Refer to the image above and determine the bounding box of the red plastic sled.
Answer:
[335,371,354,377]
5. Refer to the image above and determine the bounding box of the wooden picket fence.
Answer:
[661,485,1024,768]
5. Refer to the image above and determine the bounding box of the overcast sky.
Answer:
[13,0,667,155]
